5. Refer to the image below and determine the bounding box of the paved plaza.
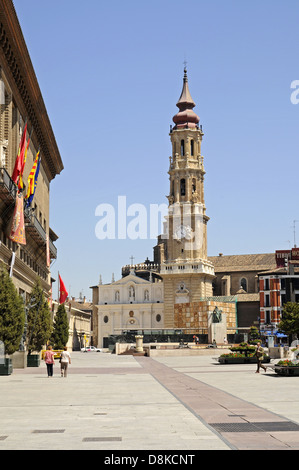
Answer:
[0,351,299,451]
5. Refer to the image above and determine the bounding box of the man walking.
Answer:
[255,342,267,373]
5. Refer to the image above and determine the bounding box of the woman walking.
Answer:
[44,345,55,377]
[60,347,71,377]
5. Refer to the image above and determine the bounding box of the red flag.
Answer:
[59,274,68,304]
[18,130,31,190]
[12,122,27,185]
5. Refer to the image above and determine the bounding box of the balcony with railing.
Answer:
[0,167,17,202]
[0,167,57,259]
[25,210,57,259]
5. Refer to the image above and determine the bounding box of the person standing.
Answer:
[60,347,71,377]
[44,345,55,377]
[255,342,267,373]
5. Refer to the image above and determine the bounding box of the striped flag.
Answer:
[26,150,41,207]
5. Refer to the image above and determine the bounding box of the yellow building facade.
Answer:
[0,0,63,300]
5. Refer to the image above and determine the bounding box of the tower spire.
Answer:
[172,68,199,129]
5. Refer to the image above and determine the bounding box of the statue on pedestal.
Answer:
[212,306,222,323]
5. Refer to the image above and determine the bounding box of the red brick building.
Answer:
[259,248,299,334]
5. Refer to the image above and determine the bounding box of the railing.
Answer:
[49,237,57,259]
[160,261,215,275]
[0,168,57,258]
[30,215,47,243]
[30,216,57,258]
[0,167,17,200]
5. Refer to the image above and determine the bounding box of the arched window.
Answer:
[180,178,186,196]
[240,278,247,292]
[190,139,194,156]
[180,140,185,156]
[192,178,196,194]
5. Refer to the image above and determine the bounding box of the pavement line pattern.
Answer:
[135,356,299,450]
[32,429,65,434]
[82,437,122,442]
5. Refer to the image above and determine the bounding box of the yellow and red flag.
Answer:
[25,150,41,206]
[12,122,27,185]
[18,130,31,191]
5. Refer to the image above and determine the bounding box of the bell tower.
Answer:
[160,68,215,328]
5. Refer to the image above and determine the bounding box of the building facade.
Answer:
[51,299,92,351]
[0,1,63,300]
[209,253,276,327]
[91,269,164,347]
[259,248,299,334]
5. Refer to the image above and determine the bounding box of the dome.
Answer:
[172,68,200,129]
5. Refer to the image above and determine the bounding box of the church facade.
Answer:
[91,270,164,347]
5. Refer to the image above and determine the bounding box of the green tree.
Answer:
[51,303,69,350]
[249,325,261,345]
[0,263,25,355]
[278,302,299,339]
[26,281,52,354]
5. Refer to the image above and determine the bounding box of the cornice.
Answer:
[0,0,64,181]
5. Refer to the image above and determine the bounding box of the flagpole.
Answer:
[58,270,59,303]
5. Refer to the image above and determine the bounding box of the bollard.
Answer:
[135,335,144,352]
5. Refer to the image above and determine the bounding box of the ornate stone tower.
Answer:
[160,68,215,328]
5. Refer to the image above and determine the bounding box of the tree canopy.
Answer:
[26,281,52,354]
[0,264,25,355]
[51,303,69,350]
[278,302,299,337]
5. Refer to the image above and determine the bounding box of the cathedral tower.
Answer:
[160,68,215,328]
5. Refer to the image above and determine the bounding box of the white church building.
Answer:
[91,268,164,347]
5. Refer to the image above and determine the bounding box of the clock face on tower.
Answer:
[174,224,192,241]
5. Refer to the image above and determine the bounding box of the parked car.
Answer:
[41,349,63,359]
[81,346,102,352]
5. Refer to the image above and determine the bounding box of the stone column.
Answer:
[135,335,144,352]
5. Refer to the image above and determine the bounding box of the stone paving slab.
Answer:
[0,352,298,451]
[135,356,299,450]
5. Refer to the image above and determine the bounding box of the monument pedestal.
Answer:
[11,351,27,369]
[208,312,227,344]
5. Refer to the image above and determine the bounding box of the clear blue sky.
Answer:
[13,0,299,301]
